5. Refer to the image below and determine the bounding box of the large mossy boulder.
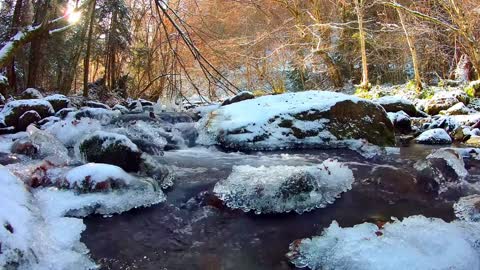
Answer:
[78,131,142,172]
[199,91,395,150]
[0,99,54,128]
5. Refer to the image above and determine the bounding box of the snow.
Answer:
[66,163,134,187]
[387,111,410,123]
[112,120,168,151]
[0,131,28,153]
[67,107,120,124]
[375,96,413,106]
[454,195,480,222]
[0,165,96,270]
[213,159,354,214]
[44,94,69,101]
[198,90,381,150]
[191,104,220,118]
[0,99,54,118]
[415,128,452,144]
[42,118,102,147]
[23,88,44,99]
[78,130,139,153]
[287,215,480,270]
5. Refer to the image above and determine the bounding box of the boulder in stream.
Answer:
[213,159,354,214]
[77,131,143,172]
[199,91,395,151]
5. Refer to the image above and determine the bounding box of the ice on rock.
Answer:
[213,159,354,214]
[65,163,134,190]
[454,195,480,222]
[287,215,480,270]
[35,177,166,218]
[0,166,96,270]
[27,126,70,164]
[42,117,102,147]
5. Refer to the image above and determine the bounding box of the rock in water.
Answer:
[213,159,354,214]
[199,91,395,151]
[0,99,54,128]
[287,215,480,270]
[77,131,143,172]
[388,111,412,134]
[414,148,468,194]
[375,96,419,117]
[415,128,452,145]
[454,195,480,222]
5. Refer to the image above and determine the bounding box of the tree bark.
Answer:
[397,9,422,91]
[27,0,50,88]
[317,50,343,87]
[83,0,97,97]
[354,0,370,90]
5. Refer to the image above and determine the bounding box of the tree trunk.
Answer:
[354,0,370,90]
[397,9,422,91]
[5,0,25,94]
[317,50,343,87]
[83,0,97,97]
[27,0,50,88]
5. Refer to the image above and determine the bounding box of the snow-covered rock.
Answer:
[199,91,395,151]
[441,102,476,116]
[287,215,480,270]
[388,111,412,134]
[221,91,255,106]
[27,126,70,164]
[415,128,452,145]
[112,104,129,114]
[0,166,96,270]
[63,163,134,192]
[77,131,142,172]
[375,96,419,117]
[213,159,354,214]
[414,148,468,194]
[455,195,480,222]
[0,99,54,128]
[84,100,110,110]
[425,91,470,115]
[44,94,70,112]
[128,100,143,113]
[17,110,41,131]
[42,117,102,147]
[21,88,44,99]
[68,107,120,123]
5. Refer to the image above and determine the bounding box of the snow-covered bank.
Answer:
[198,90,394,151]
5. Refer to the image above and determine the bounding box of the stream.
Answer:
[82,145,458,270]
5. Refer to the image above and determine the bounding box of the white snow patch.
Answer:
[42,118,102,147]
[415,128,452,144]
[288,215,480,270]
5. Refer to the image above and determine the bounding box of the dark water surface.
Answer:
[82,146,457,270]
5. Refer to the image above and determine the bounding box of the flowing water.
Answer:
[82,145,458,270]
